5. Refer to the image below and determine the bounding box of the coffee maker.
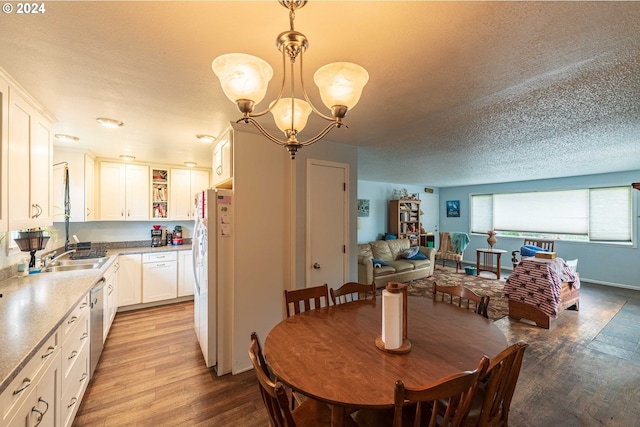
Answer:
[151,225,163,247]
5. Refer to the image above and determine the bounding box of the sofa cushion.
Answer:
[370,240,395,262]
[387,239,411,260]
[386,260,415,273]
[358,243,373,258]
[406,258,431,269]
[372,265,396,276]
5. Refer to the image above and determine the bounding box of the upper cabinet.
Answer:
[169,168,209,220]
[99,162,149,221]
[6,81,53,230]
[53,149,96,222]
[151,168,169,219]
[212,127,233,188]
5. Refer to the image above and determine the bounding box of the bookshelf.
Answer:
[389,199,421,245]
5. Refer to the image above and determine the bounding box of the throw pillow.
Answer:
[372,258,388,268]
[409,251,427,260]
[402,246,420,259]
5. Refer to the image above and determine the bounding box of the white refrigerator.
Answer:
[192,188,234,375]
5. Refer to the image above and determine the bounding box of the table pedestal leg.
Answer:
[331,405,346,427]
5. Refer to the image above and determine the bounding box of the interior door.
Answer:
[420,192,439,248]
[307,160,348,292]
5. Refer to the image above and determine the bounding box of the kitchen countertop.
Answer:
[0,245,190,394]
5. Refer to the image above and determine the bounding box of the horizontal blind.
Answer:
[589,187,632,241]
[494,190,589,234]
[471,195,493,233]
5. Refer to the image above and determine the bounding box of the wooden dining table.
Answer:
[264,296,508,427]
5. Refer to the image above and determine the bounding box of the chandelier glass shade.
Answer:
[211,0,369,159]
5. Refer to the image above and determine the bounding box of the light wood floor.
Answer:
[73,283,640,427]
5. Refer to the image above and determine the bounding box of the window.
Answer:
[470,187,633,244]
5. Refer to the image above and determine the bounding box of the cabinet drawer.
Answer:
[143,251,177,263]
[1,328,59,423]
[62,294,89,344]
[62,316,89,381]
[61,354,89,427]
[62,342,89,401]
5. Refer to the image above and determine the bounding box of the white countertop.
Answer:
[0,245,190,394]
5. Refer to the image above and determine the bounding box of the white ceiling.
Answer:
[1,1,639,187]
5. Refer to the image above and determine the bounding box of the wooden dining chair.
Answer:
[463,342,529,427]
[355,356,489,427]
[249,333,359,427]
[284,284,330,317]
[330,281,376,305]
[432,282,490,318]
[395,355,490,427]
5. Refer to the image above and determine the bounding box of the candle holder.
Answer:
[376,282,411,354]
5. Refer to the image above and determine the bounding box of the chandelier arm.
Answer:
[246,49,289,118]
[297,121,342,146]
[238,117,288,146]
[298,52,336,122]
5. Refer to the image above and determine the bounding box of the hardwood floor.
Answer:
[73,283,640,427]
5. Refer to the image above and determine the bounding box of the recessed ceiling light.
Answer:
[119,155,136,161]
[196,134,216,143]
[184,162,197,167]
[54,134,80,142]
[97,118,124,128]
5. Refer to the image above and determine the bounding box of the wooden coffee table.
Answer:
[264,297,507,427]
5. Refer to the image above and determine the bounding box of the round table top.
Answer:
[264,297,507,409]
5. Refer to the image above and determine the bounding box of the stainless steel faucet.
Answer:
[43,249,77,267]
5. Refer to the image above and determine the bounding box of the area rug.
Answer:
[403,266,509,321]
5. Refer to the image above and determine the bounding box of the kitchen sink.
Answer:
[43,257,110,273]
[52,257,110,267]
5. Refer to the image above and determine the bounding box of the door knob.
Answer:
[313,263,321,269]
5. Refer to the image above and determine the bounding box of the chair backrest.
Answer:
[438,232,453,253]
[432,282,490,318]
[284,284,329,317]
[475,341,529,427]
[249,333,297,427]
[330,282,376,305]
[394,356,490,427]
[523,238,555,252]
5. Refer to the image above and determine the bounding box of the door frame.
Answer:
[305,158,349,288]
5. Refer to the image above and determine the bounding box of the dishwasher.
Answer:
[90,277,107,379]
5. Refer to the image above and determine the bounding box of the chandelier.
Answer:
[212,0,369,159]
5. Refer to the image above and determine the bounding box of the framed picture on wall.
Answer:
[446,200,460,217]
[357,199,370,217]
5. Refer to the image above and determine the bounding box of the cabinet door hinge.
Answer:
[343,182,346,191]
[343,245,346,254]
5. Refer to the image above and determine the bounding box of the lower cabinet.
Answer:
[117,254,142,307]
[60,294,90,427]
[142,252,177,303]
[178,250,195,297]
[2,330,61,427]
[103,261,119,342]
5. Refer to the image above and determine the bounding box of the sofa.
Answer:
[358,239,436,288]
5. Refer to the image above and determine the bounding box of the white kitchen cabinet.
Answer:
[53,150,96,222]
[103,261,119,342]
[1,327,61,427]
[169,168,209,220]
[117,254,142,307]
[178,250,194,297]
[60,294,89,427]
[7,86,53,230]
[142,251,177,303]
[212,128,233,187]
[99,162,149,221]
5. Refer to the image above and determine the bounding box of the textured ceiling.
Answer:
[0,1,638,187]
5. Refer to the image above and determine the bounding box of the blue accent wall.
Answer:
[440,170,639,290]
